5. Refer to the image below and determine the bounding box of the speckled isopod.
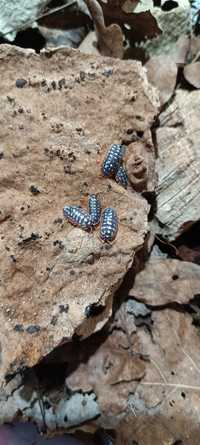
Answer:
[102,144,124,177]
[63,205,93,230]
[88,193,101,226]
[100,207,118,242]
[115,165,128,188]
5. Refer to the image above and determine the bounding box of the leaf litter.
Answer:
[0,0,200,444]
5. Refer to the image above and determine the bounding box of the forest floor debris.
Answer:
[0,0,200,444]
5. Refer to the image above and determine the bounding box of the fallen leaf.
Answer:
[79,31,100,55]
[173,34,190,65]
[146,55,177,105]
[177,244,200,264]
[38,0,91,30]
[154,89,200,240]
[66,302,145,418]
[99,0,161,42]
[38,26,87,49]
[117,308,200,444]
[190,35,200,62]
[184,62,200,88]
[122,0,139,13]
[174,221,200,264]
[129,258,200,306]
[85,0,124,58]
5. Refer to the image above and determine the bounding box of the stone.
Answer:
[0,45,158,385]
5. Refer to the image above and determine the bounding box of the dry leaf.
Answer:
[122,0,139,13]
[99,0,161,42]
[177,244,200,264]
[173,34,190,65]
[66,302,145,418]
[146,55,177,105]
[173,221,200,264]
[129,258,200,306]
[189,35,200,62]
[117,309,200,444]
[85,0,124,58]
[79,31,100,55]
[184,62,200,88]
[155,89,200,240]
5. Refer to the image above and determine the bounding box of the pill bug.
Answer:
[115,165,128,188]
[100,207,118,242]
[102,144,124,177]
[88,193,101,225]
[63,205,92,230]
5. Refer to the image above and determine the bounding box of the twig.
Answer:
[149,357,168,384]
[139,382,200,391]
[0,1,76,39]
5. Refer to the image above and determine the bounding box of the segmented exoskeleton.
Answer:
[63,205,92,230]
[100,207,118,242]
[102,144,124,177]
[115,165,128,188]
[88,193,101,226]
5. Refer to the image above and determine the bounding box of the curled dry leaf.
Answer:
[129,258,200,306]
[146,55,177,106]
[99,0,161,42]
[85,0,124,58]
[184,62,200,89]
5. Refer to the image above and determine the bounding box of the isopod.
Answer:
[88,193,101,225]
[63,205,92,230]
[100,207,118,242]
[102,144,124,177]
[115,165,128,188]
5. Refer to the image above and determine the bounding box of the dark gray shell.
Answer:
[102,144,124,177]
[88,194,101,225]
[63,205,92,230]
[115,165,128,188]
[100,207,118,242]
